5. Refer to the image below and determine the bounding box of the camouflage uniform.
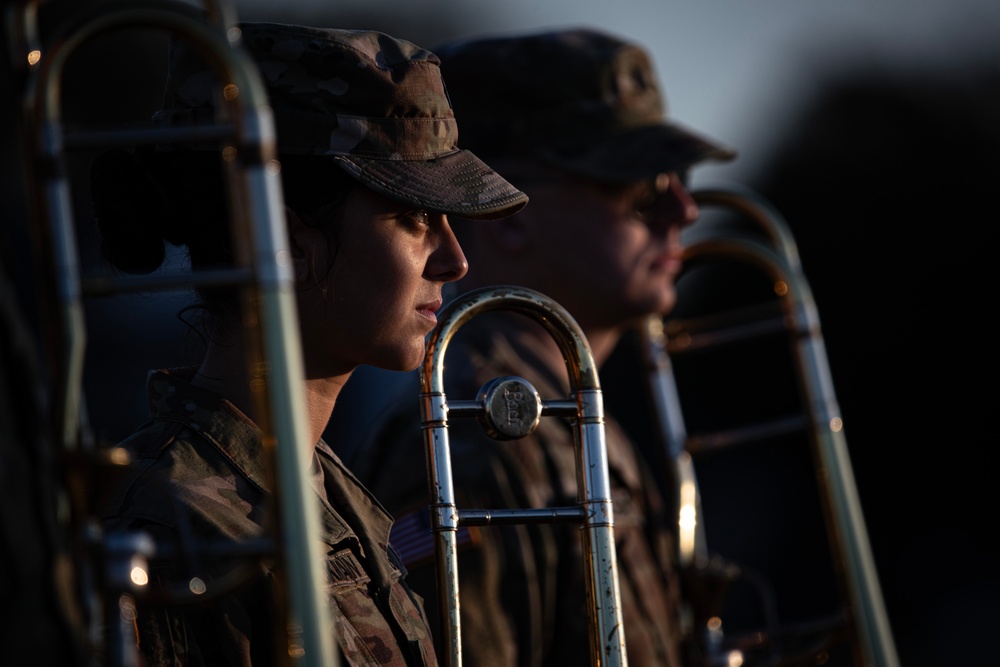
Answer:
[102,369,438,666]
[351,319,684,667]
[345,30,735,665]
[92,20,527,667]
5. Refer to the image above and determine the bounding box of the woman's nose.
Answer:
[428,216,469,283]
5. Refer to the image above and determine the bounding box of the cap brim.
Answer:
[536,121,737,182]
[332,150,528,221]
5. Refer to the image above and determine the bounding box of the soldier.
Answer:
[94,22,526,666]
[349,28,735,666]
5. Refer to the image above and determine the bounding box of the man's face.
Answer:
[520,171,699,331]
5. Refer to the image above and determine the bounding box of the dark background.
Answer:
[2,1,996,665]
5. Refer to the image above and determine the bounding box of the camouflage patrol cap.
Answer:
[434,27,737,182]
[153,22,527,220]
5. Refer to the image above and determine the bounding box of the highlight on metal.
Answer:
[11,1,336,665]
[636,183,900,667]
[419,285,628,667]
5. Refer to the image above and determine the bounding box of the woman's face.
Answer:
[298,187,468,377]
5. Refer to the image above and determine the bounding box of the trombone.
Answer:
[12,1,335,665]
[637,184,899,667]
[420,285,628,667]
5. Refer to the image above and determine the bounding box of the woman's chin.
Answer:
[378,345,427,374]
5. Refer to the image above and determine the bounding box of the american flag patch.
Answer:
[390,507,479,568]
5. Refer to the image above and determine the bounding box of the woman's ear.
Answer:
[284,207,326,284]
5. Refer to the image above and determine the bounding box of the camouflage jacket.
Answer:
[349,323,684,667]
[101,369,438,666]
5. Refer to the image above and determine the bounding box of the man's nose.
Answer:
[648,173,699,233]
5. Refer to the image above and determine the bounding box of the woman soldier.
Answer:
[92,23,526,666]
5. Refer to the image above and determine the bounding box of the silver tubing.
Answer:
[637,315,708,569]
[20,3,335,665]
[674,186,900,667]
[420,285,628,667]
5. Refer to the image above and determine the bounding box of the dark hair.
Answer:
[90,148,356,322]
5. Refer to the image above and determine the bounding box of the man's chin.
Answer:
[631,292,677,321]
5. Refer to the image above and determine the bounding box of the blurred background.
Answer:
[3,1,997,665]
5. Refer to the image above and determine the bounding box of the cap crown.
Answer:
[436,28,666,156]
[436,27,736,180]
[156,23,460,159]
